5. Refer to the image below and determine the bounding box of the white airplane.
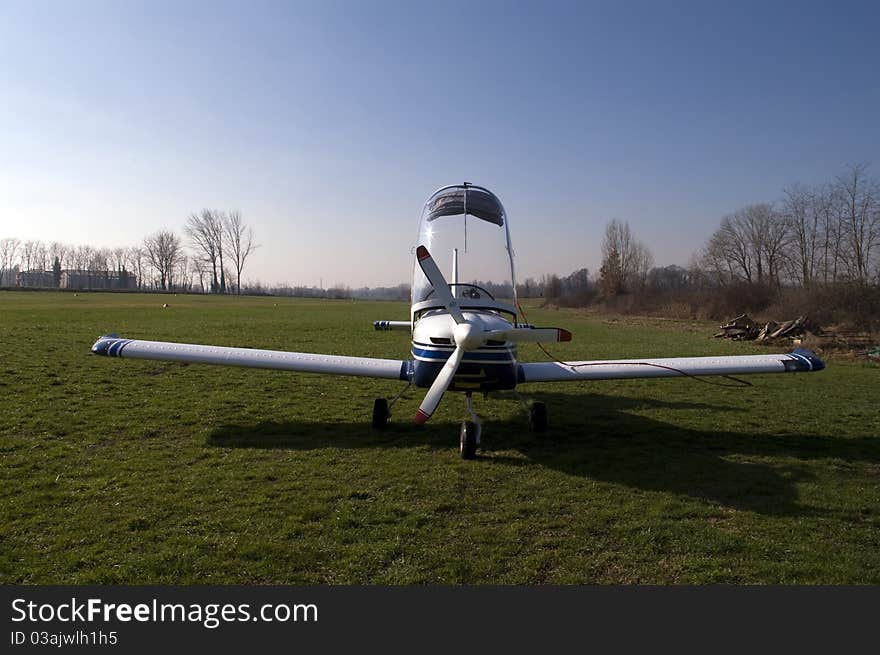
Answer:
[92,183,825,458]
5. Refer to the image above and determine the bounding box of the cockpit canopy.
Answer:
[412,184,518,318]
[423,186,505,226]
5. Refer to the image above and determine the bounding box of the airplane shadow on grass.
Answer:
[207,392,880,518]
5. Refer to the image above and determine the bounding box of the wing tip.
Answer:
[558,329,572,342]
[416,245,430,261]
[414,409,431,425]
[91,335,115,356]
[791,348,825,372]
[91,335,130,357]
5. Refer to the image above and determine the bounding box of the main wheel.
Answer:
[529,401,547,432]
[460,421,478,460]
[371,398,389,429]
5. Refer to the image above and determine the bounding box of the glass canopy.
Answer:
[412,184,518,311]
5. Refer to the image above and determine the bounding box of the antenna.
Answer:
[451,247,459,298]
[463,182,469,253]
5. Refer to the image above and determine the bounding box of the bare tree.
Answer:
[110,247,127,274]
[69,245,90,271]
[741,206,770,283]
[223,210,259,294]
[816,184,845,283]
[702,205,788,286]
[542,273,562,298]
[90,248,110,274]
[599,219,654,294]
[783,184,821,286]
[562,267,593,297]
[143,230,183,291]
[717,212,754,283]
[192,258,210,293]
[185,210,227,293]
[174,254,194,291]
[34,241,48,271]
[647,265,690,291]
[835,163,879,285]
[0,238,20,281]
[748,204,788,286]
[214,214,227,293]
[185,211,216,292]
[89,248,110,289]
[629,241,653,290]
[701,230,736,285]
[21,240,40,272]
[127,246,146,290]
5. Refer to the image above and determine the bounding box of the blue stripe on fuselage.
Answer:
[410,341,518,391]
[411,346,516,362]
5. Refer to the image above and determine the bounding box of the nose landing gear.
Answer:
[375,387,544,460]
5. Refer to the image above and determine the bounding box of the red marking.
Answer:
[558,329,572,342]
[416,245,430,261]
[414,409,431,425]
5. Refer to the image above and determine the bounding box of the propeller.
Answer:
[416,245,464,324]
[415,336,465,424]
[413,246,573,425]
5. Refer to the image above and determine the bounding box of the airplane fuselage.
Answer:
[410,310,519,392]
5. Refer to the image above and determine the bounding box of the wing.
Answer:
[91,336,411,381]
[518,348,824,382]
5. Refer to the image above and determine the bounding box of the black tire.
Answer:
[371,398,389,429]
[460,421,478,460]
[529,401,547,432]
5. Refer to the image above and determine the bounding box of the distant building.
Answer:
[60,269,137,290]
[0,266,19,287]
[18,270,56,288]
[1,268,137,290]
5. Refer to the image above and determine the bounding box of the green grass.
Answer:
[1,291,878,584]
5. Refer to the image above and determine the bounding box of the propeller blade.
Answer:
[416,245,465,324]
[484,327,572,343]
[415,345,465,424]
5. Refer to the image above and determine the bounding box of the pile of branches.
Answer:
[714,314,821,342]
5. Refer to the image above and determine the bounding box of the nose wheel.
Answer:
[460,421,479,459]
[376,387,487,459]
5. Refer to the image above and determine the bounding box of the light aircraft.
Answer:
[92,183,825,458]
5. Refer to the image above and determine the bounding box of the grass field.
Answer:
[1,291,878,584]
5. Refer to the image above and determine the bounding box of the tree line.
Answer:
[2,164,877,316]
[530,164,879,328]
[517,219,654,302]
[701,163,879,288]
[529,164,878,298]
[0,209,257,293]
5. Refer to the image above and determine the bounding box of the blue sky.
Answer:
[1,0,878,286]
